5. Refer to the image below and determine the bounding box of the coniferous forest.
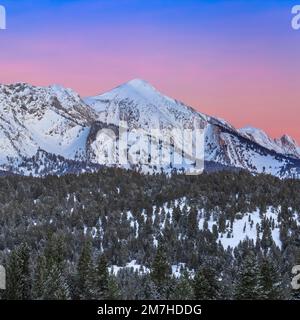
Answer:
[0,169,300,300]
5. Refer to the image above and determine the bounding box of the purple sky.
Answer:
[0,0,300,141]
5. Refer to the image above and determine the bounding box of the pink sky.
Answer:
[0,1,299,142]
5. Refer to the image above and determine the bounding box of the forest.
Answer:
[0,168,299,300]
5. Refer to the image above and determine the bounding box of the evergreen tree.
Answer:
[234,252,263,300]
[95,255,109,299]
[44,234,66,272]
[193,266,219,300]
[261,220,273,250]
[41,235,70,300]
[5,249,24,300]
[76,240,96,300]
[32,255,47,300]
[170,271,194,300]
[142,275,160,300]
[260,258,282,300]
[43,264,71,300]
[106,275,121,300]
[5,244,31,300]
[151,245,171,298]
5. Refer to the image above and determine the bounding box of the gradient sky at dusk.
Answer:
[0,0,299,141]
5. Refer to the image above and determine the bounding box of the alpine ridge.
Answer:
[0,79,299,178]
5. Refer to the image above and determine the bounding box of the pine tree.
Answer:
[234,252,263,300]
[44,234,66,272]
[5,249,23,300]
[151,246,171,286]
[106,275,121,299]
[151,245,171,298]
[32,255,47,300]
[170,271,194,300]
[193,266,219,300]
[142,275,160,300]
[76,241,96,299]
[18,243,31,300]
[43,264,71,300]
[5,244,31,300]
[41,235,70,300]
[261,220,273,250]
[95,255,109,299]
[187,208,198,237]
[260,258,282,300]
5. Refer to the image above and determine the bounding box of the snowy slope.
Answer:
[0,83,97,167]
[275,134,300,159]
[0,79,300,178]
[85,79,300,178]
[200,207,282,249]
[85,79,208,130]
[85,79,210,174]
[238,127,283,154]
[239,126,300,160]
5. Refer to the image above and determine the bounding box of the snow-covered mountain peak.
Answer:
[0,82,98,165]
[125,78,156,90]
[116,78,172,103]
[85,79,207,129]
[238,126,300,159]
[239,126,272,142]
[279,134,298,146]
[238,126,280,152]
[90,78,173,106]
[275,134,300,159]
[48,84,81,101]
[239,126,265,134]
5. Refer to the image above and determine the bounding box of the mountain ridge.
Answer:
[0,79,299,178]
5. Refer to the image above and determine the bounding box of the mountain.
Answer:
[0,82,97,162]
[85,78,208,129]
[239,126,300,159]
[275,134,300,159]
[85,79,300,178]
[85,79,209,174]
[0,79,300,178]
